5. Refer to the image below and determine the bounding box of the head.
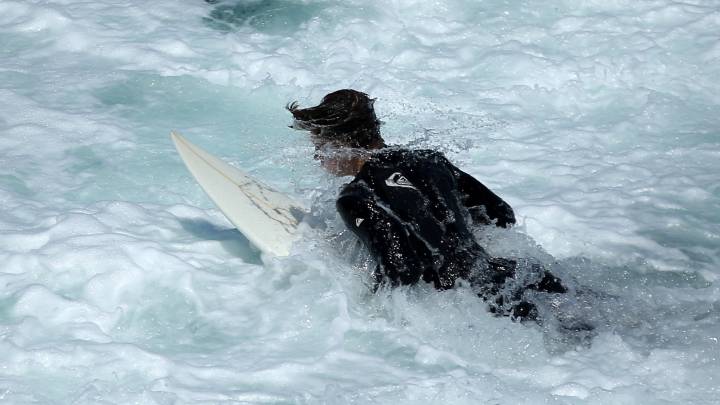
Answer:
[287,89,385,176]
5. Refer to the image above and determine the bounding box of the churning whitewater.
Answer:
[0,0,719,403]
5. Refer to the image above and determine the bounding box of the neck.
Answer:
[317,144,382,176]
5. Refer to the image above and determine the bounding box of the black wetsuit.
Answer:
[336,148,566,320]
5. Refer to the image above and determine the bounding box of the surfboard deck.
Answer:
[171,131,306,256]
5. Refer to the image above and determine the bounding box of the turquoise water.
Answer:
[1,0,719,403]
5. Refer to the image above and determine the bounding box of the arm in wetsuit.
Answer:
[406,150,515,227]
[336,180,438,287]
[452,167,516,228]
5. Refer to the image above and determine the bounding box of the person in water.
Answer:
[287,89,570,322]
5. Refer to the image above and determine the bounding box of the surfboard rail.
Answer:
[171,131,305,256]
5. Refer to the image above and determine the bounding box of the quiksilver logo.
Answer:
[385,172,416,190]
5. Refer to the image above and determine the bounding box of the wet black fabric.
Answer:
[336,148,566,319]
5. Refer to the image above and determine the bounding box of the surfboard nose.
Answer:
[170,130,307,258]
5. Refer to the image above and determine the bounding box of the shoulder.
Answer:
[368,147,450,166]
[354,147,458,191]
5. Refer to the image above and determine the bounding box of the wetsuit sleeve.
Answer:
[336,181,434,286]
[452,167,516,228]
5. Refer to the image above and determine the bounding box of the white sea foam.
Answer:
[1,0,719,403]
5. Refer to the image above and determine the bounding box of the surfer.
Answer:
[288,90,575,324]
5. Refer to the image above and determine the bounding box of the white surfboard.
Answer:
[171,132,305,256]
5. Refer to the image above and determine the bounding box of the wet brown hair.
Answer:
[287,89,385,149]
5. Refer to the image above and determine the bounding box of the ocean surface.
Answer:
[1,0,719,403]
